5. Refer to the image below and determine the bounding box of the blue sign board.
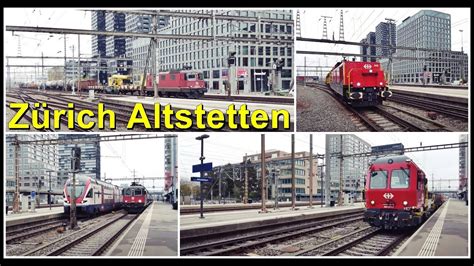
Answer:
[191,177,213,183]
[192,162,213,173]
[31,191,36,199]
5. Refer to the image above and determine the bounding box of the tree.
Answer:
[180,183,192,197]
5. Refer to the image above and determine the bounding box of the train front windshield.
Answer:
[67,180,86,198]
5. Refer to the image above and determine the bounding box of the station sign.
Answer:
[191,177,213,183]
[372,143,405,154]
[192,162,213,173]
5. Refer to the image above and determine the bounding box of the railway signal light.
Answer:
[228,52,236,66]
[71,147,81,171]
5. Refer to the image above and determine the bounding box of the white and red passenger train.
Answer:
[63,176,152,216]
[63,175,122,216]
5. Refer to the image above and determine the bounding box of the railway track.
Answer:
[181,211,364,256]
[8,89,292,131]
[20,211,136,256]
[16,88,293,104]
[307,83,452,132]
[293,227,407,256]
[389,93,468,120]
[6,217,68,244]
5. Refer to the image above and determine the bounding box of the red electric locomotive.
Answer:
[325,60,392,107]
[143,70,207,98]
[122,182,152,213]
[364,155,433,229]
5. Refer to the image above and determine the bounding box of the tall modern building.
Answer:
[91,10,106,58]
[375,22,396,57]
[91,10,108,84]
[126,14,152,58]
[128,14,170,82]
[6,135,59,205]
[325,134,371,203]
[459,134,468,196]
[360,32,376,62]
[393,10,468,83]
[157,10,294,93]
[246,150,318,200]
[164,135,178,195]
[57,134,101,183]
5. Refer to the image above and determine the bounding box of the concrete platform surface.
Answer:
[107,201,178,257]
[391,86,469,99]
[181,203,365,232]
[5,206,65,226]
[394,199,469,257]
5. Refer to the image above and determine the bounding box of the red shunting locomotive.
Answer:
[326,60,392,107]
[364,155,443,229]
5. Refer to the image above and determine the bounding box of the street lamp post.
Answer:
[196,134,210,219]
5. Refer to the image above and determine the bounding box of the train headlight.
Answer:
[125,200,128,203]
[138,199,142,203]
[356,82,361,87]
[379,82,383,86]
[370,200,375,205]
[403,201,408,206]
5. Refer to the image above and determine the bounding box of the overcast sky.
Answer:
[296,8,470,71]
[99,136,166,192]
[180,133,467,190]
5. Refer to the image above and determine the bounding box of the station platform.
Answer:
[390,85,468,100]
[5,206,65,227]
[106,201,178,256]
[181,201,317,214]
[394,199,469,257]
[181,203,365,238]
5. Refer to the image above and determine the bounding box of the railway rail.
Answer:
[389,92,468,120]
[181,211,364,256]
[15,88,293,104]
[18,211,137,256]
[293,227,407,256]
[307,83,453,132]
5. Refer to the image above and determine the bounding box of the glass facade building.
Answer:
[156,10,294,93]
[393,10,468,83]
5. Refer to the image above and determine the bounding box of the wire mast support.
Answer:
[319,16,332,40]
[152,11,159,99]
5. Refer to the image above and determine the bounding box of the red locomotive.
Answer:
[364,155,443,229]
[142,70,207,98]
[122,182,153,213]
[325,60,392,107]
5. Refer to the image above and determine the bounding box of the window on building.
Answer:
[212,70,220,79]
[265,47,271,56]
[243,57,248,66]
[258,58,264,67]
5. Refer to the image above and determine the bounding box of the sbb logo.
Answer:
[363,64,372,69]
[383,193,394,199]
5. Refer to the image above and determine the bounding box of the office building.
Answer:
[361,32,376,62]
[393,10,468,83]
[156,10,294,93]
[57,134,101,183]
[325,134,371,203]
[375,22,396,57]
[246,149,318,201]
[6,134,59,205]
